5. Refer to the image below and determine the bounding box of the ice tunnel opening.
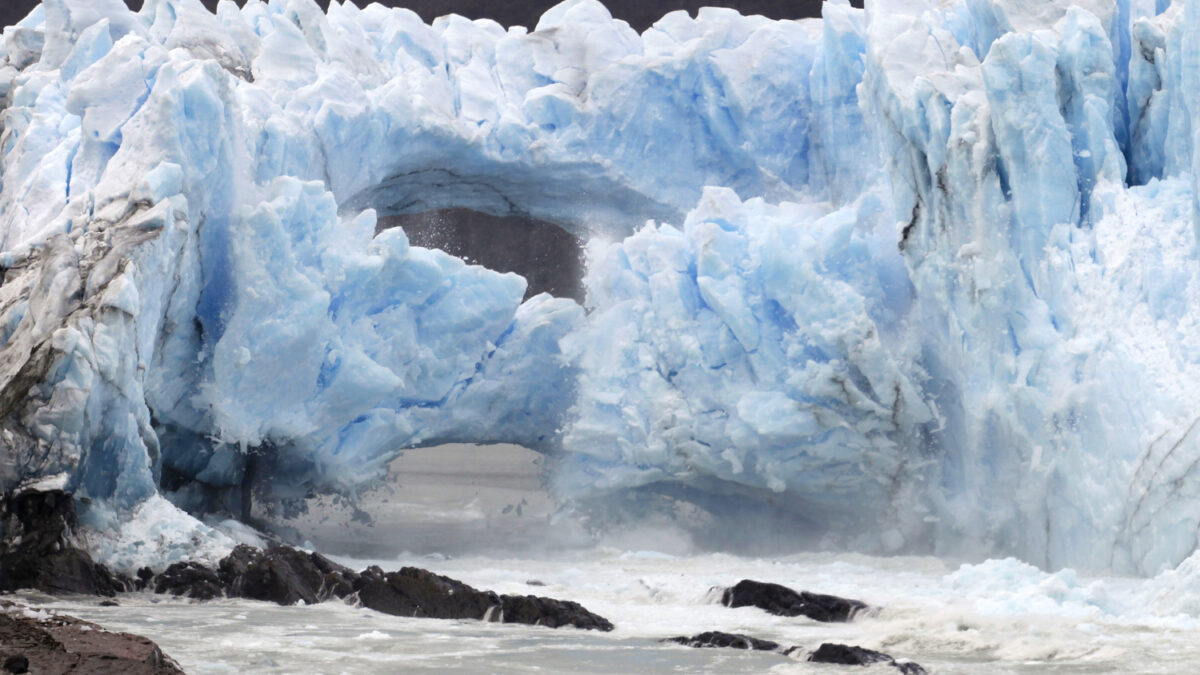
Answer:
[244,443,598,559]
[232,442,833,560]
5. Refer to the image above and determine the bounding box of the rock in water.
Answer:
[353,565,614,631]
[498,594,614,631]
[0,600,183,674]
[354,566,495,620]
[154,562,224,601]
[0,490,129,596]
[218,545,353,606]
[665,633,927,672]
[665,631,783,651]
[720,579,869,622]
[144,544,614,630]
[135,567,154,592]
[808,643,927,674]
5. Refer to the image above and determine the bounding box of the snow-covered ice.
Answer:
[3,0,1200,577]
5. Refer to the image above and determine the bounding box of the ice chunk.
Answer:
[559,188,932,521]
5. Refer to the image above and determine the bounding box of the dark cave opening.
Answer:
[377,208,586,303]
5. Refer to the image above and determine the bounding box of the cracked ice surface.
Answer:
[3,0,1200,574]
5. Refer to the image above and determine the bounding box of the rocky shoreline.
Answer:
[148,543,614,630]
[1,489,613,630]
[0,600,183,674]
[1,490,927,672]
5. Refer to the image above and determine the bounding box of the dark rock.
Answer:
[721,579,869,622]
[136,567,154,591]
[151,544,358,606]
[98,600,119,607]
[354,565,497,620]
[150,543,614,631]
[311,552,360,600]
[808,643,927,674]
[499,594,614,631]
[218,544,356,606]
[0,490,128,597]
[0,600,184,674]
[895,661,929,675]
[220,545,314,604]
[353,565,613,630]
[154,562,224,600]
[808,643,892,666]
[666,631,782,651]
[0,488,612,635]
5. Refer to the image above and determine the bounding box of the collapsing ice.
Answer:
[1,0,1200,576]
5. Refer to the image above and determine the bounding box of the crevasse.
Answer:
[2,0,1200,575]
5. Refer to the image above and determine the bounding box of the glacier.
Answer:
[3,0,1200,576]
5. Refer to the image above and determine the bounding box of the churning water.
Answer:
[21,444,1200,674]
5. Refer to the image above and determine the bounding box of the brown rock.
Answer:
[0,600,184,674]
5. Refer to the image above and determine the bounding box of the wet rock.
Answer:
[154,562,224,600]
[499,594,614,631]
[218,544,355,606]
[135,567,154,591]
[311,552,360,601]
[666,631,783,651]
[0,489,612,635]
[141,543,613,632]
[353,565,613,630]
[0,490,129,597]
[721,579,869,622]
[0,600,183,674]
[354,565,494,619]
[808,643,927,674]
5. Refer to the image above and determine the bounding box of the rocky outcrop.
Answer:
[352,565,612,629]
[153,562,223,601]
[666,632,927,674]
[0,490,131,597]
[144,544,613,631]
[0,600,183,674]
[665,631,785,652]
[497,592,613,630]
[720,579,869,622]
[0,489,612,633]
[217,545,352,606]
[353,565,492,619]
[808,643,927,674]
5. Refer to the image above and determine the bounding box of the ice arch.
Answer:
[0,0,838,524]
[8,0,1200,578]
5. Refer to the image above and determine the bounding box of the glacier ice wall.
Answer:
[4,0,1200,574]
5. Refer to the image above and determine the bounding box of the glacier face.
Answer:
[3,0,1200,575]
